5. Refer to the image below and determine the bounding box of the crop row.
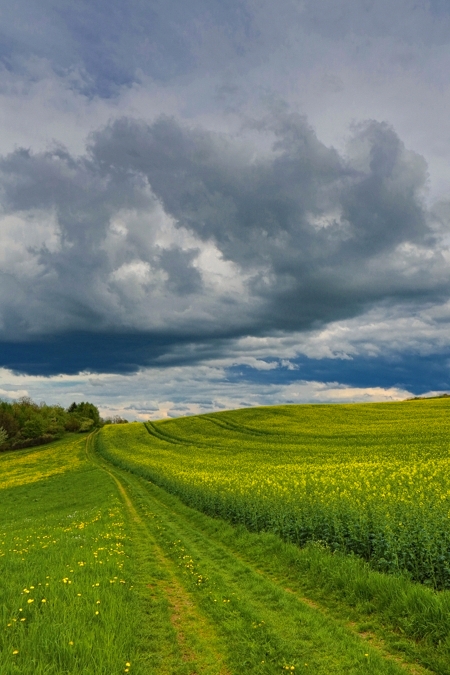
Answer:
[97,400,450,588]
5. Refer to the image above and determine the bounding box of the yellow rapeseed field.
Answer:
[98,399,450,588]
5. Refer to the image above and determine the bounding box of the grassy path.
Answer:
[88,433,434,675]
[86,432,230,675]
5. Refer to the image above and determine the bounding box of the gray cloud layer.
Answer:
[0,111,449,370]
[3,1,450,90]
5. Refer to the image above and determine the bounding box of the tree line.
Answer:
[0,398,128,451]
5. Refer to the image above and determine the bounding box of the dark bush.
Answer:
[64,415,82,432]
[22,416,45,439]
[9,435,56,450]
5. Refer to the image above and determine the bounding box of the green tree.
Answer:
[78,418,95,432]
[22,416,44,439]
[67,402,100,426]
[0,406,19,437]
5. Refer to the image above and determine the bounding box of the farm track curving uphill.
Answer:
[145,421,214,448]
[86,432,433,675]
[201,414,277,437]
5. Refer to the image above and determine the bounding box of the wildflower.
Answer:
[41,599,46,603]
[27,599,34,604]
[69,641,74,646]
[13,650,19,655]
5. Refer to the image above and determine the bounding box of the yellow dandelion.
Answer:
[95,611,99,615]
[27,599,34,604]
[69,641,74,646]
[41,599,46,603]
[12,650,18,655]
[126,663,131,667]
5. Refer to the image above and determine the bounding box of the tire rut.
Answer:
[86,432,231,675]
[89,432,434,675]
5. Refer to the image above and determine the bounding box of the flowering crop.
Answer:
[98,399,450,588]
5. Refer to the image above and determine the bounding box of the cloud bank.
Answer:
[1,0,450,408]
[1,112,449,377]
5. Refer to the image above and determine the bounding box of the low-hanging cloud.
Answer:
[0,111,449,374]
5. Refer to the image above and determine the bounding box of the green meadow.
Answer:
[2,399,450,673]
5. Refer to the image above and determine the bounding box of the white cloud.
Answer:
[0,364,415,421]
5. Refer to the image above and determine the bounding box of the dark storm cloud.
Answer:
[0,332,202,375]
[228,352,450,396]
[0,112,448,373]
[91,113,444,325]
[159,247,203,296]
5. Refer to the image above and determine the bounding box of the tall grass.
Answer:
[0,436,138,674]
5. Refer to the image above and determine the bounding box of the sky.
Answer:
[1,0,450,419]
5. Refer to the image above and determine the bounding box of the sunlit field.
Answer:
[4,401,450,674]
[0,436,137,675]
[98,399,450,588]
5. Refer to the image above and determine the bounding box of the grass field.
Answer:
[2,400,450,673]
[0,435,141,674]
